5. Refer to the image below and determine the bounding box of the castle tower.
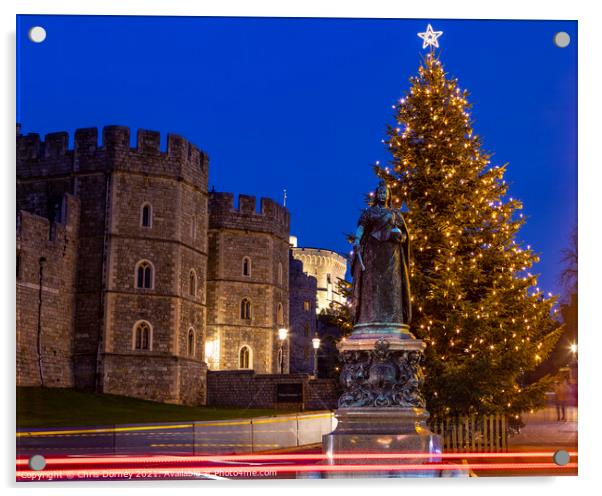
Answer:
[17,126,209,405]
[288,255,318,375]
[290,240,348,314]
[206,193,290,373]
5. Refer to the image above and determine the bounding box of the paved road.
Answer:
[17,407,578,480]
[470,406,578,477]
[508,406,577,449]
[18,421,290,456]
[17,412,334,458]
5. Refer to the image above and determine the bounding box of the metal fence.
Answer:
[430,414,508,453]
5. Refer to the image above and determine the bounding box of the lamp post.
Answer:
[569,342,578,382]
[569,342,578,359]
[312,334,321,379]
[278,328,288,374]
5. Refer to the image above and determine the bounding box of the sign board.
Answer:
[276,383,303,403]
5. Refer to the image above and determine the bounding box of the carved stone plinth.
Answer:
[337,334,425,409]
[321,328,444,478]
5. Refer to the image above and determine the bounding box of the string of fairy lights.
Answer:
[357,25,563,414]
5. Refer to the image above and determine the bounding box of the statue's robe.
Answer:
[351,204,411,325]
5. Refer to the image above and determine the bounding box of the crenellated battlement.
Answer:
[208,192,290,239]
[17,126,209,189]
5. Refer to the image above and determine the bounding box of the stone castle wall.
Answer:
[17,127,209,405]
[16,194,80,387]
[206,370,338,410]
[289,256,318,374]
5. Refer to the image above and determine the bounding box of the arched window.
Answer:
[278,262,283,285]
[304,322,310,337]
[189,269,197,297]
[277,303,284,326]
[141,203,152,228]
[242,257,251,277]
[239,345,251,369]
[135,260,154,289]
[133,321,152,350]
[187,328,195,357]
[241,298,252,320]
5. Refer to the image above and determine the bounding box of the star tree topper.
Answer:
[418,24,443,49]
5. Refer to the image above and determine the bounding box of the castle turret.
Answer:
[291,243,348,314]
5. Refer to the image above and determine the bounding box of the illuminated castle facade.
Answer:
[16,125,290,405]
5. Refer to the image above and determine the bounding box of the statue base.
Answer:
[320,327,448,478]
[322,408,443,478]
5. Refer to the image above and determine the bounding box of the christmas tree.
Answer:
[371,48,564,419]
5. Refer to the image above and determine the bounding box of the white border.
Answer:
[3,1,601,495]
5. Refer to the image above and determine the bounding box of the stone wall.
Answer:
[206,370,338,410]
[102,354,207,405]
[16,194,79,387]
[289,256,318,374]
[304,378,340,411]
[17,126,209,405]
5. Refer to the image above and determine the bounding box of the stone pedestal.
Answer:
[321,325,443,478]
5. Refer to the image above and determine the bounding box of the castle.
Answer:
[16,125,291,406]
[290,238,348,314]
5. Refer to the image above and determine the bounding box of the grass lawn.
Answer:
[17,387,296,428]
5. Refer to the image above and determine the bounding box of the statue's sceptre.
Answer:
[354,245,366,271]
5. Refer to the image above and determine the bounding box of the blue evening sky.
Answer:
[16,16,577,298]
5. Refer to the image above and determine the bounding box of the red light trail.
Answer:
[16,462,578,481]
[15,450,578,467]
[15,451,578,480]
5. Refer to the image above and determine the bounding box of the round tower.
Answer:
[291,244,348,313]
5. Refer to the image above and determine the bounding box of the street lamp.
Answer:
[569,342,578,366]
[278,328,288,374]
[312,334,321,379]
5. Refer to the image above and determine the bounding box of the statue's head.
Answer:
[373,180,392,207]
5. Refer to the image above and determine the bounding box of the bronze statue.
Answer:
[326,180,440,468]
[351,180,411,327]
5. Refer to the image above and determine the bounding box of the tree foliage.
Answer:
[368,52,564,417]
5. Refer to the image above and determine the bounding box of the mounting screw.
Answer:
[553,449,570,466]
[28,454,46,471]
